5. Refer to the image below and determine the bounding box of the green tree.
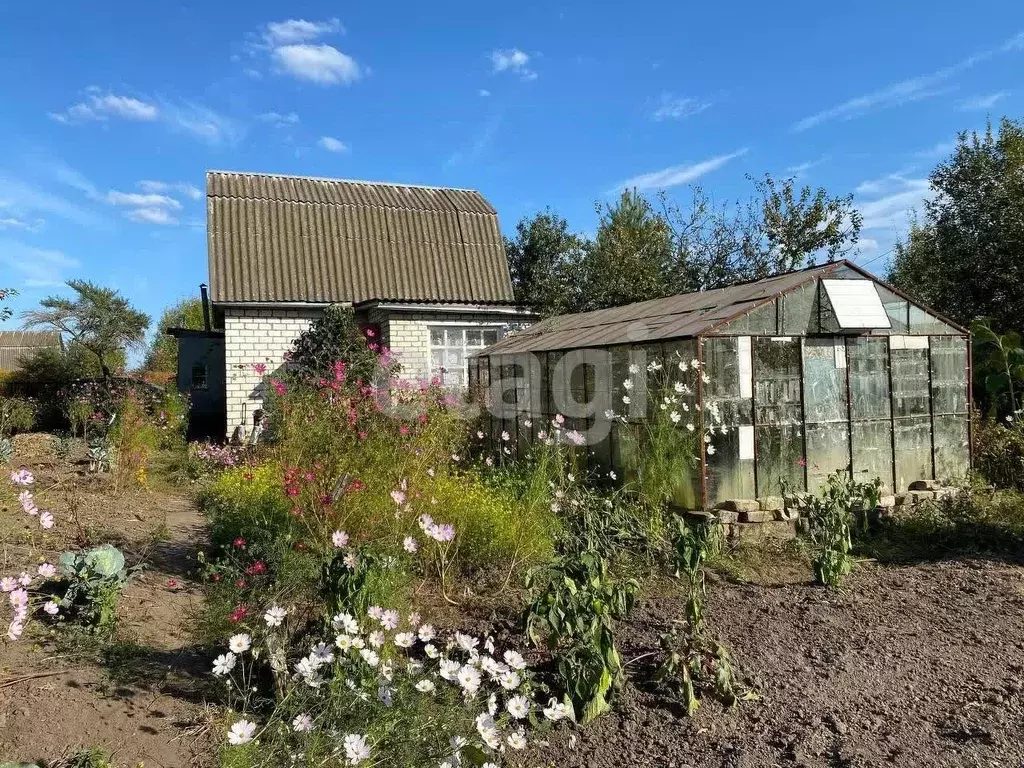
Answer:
[144,297,205,374]
[0,288,15,323]
[22,280,149,379]
[504,211,585,316]
[889,118,1024,332]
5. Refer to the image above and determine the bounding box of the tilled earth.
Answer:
[539,559,1024,768]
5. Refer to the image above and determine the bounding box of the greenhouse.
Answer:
[468,261,971,510]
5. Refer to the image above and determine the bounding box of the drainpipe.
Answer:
[200,283,212,332]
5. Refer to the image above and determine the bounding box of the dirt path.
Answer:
[540,558,1024,768]
[0,438,215,767]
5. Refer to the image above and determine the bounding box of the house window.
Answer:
[190,364,208,390]
[429,327,500,388]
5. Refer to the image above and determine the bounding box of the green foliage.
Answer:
[525,550,638,723]
[145,296,206,375]
[505,174,863,316]
[888,117,1024,333]
[0,395,35,436]
[0,286,16,323]
[858,488,1024,562]
[22,279,149,378]
[57,544,136,633]
[290,304,391,383]
[974,417,1024,491]
[800,471,882,587]
[655,515,751,715]
[972,318,1024,418]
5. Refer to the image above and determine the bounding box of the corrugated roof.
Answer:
[474,262,844,355]
[0,330,62,372]
[207,171,515,305]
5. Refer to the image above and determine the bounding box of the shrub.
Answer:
[799,471,881,587]
[106,392,161,492]
[0,395,35,436]
[290,304,396,383]
[974,417,1024,491]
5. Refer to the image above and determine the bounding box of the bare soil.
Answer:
[3,434,1024,767]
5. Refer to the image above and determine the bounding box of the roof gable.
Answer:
[206,171,514,305]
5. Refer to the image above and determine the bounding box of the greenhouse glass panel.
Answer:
[707,426,755,505]
[755,424,805,495]
[806,422,851,493]
[874,286,909,334]
[851,420,894,490]
[821,279,891,329]
[910,305,960,335]
[929,337,968,415]
[712,300,779,336]
[890,342,931,418]
[933,413,969,482]
[848,337,891,420]
[802,338,850,493]
[704,337,754,504]
[894,415,933,491]
[753,337,803,426]
[782,281,819,335]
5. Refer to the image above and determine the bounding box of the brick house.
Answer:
[202,170,534,437]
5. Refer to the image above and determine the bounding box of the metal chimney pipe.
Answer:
[200,283,212,331]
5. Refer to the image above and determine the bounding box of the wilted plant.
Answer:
[524,549,638,723]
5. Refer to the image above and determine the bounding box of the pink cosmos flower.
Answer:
[332,530,350,548]
[37,563,57,579]
[270,379,287,397]
[252,363,267,375]
[343,552,358,569]
[17,572,31,587]
[390,489,407,506]
[0,577,17,592]
[403,536,418,553]
[39,511,54,530]
[10,468,34,486]
[43,600,60,616]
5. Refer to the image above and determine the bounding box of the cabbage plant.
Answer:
[57,544,137,632]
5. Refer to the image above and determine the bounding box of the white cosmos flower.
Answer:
[503,650,528,670]
[394,632,415,648]
[228,633,251,654]
[455,632,478,652]
[647,359,663,371]
[264,605,287,627]
[456,664,482,694]
[343,733,371,765]
[686,423,695,432]
[349,635,365,649]
[690,358,699,368]
[673,381,685,393]
[227,719,257,745]
[311,642,334,663]
[418,624,436,642]
[439,658,460,680]
[359,648,379,667]
[475,713,501,749]
[628,363,640,374]
[501,431,510,441]
[212,652,236,676]
[403,536,418,553]
[622,395,631,404]
[415,678,435,693]
[622,379,634,390]
[480,655,505,676]
[292,713,313,732]
[507,694,530,719]
[499,670,521,690]
[368,631,385,648]
[332,612,359,634]
[603,409,615,419]
[424,643,439,658]
[506,728,528,750]
[543,697,573,721]
[707,444,717,455]
[331,530,349,548]
[669,411,681,423]
[380,609,400,630]
[678,360,689,371]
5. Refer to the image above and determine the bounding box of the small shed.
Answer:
[469,261,970,510]
[0,331,63,373]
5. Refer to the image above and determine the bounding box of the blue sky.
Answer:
[1,1,1022,343]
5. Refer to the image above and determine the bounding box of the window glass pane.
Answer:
[466,329,483,347]
[753,338,802,426]
[910,305,958,335]
[933,414,969,482]
[755,425,805,495]
[782,282,819,335]
[803,338,848,424]
[482,329,499,346]
[894,415,933,491]
[930,337,968,414]
[806,423,850,494]
[430,328,445,346]
[851,420,894,490]
[891,344,930,417]
[874,286,909,334]
[704,337,754,505]
[848,337,891,420]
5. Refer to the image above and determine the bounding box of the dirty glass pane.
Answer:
[890,344,931,417]
[609,346,630,418]
[546,351,565,418]
[707,427,755,505]
[875,286,908,334]
[818,287,840,334]
[713,300,778,336]
[848,337,891,420]
[755,425,805,495]
[805,423,850,494]
[753,338,802,426]
[851,420,894,490]
[933,414,969,482]
[803,338,848,423]
[910,305,959,335]
[930,337,968,414]
[782,281,819,335]
[894,415,933,491]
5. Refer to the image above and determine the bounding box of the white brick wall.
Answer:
[223,305,525,435]
[223,307,322,435]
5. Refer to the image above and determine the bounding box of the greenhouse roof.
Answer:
[474,260,965,355]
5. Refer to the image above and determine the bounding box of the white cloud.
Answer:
[264,18,343,45]
[958,91,1006,110]
[855,174,931,232]
[0,174,105,229]
[0,216,44,232]
[107,191,182,209]
[138,180,202,200]
[258,111,300,128]
[159,100,245,145]
[125,207,178,225]
[784,158,825,177]
[651,93,711,121]
[490,48,537,80]
[50,91,159,124]
[913,140,958,159]
[318,136,348,153]
[793,31,1024,131]
[479,89,491,97]
[273,44,362,85]
[613,148,749,192]
[0,240,80,288]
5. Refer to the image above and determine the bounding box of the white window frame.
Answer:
[428,325,502,388]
